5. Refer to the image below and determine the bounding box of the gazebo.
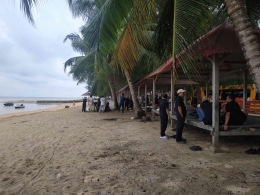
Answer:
[117,22,260,151]
[81,92,90,97]
[152,22,260,151]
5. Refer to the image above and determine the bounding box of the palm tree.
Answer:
[223,0,260,93]
[63,32,121,108]
[75,0,160,115]
[19,0,260,94]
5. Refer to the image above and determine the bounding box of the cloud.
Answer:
[0,1,87,97]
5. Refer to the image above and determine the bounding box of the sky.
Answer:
[0,0,87,97]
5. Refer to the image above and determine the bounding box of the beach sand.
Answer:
[0,104,260,195]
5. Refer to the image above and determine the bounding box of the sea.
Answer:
[0,96,82,115]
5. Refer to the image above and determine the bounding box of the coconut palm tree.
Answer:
[19,0,260,93]
[71,0,160,115]
[223,0,260,93]
[63,32,121,108]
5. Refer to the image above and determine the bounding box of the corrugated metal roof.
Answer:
[136,22,260,84]
[117,22,260,92]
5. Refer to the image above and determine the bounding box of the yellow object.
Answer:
[200,84,257,101]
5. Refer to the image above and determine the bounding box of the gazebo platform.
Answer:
[152,109,260,136]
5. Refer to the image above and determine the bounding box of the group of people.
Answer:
[196,94,247,130]
[159,88,247,143]
[159,89,187,143]
[118,93,133,113]
[82,95,111,113]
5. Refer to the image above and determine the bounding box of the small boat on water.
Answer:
[4,102,14,106]
[14,104,25,109]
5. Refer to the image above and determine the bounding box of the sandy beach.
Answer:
[0,104,260,195]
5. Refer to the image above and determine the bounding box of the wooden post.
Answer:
[145,83,147,113]
[171,68,176,130]
[243,69,248,112]
[212,54,220,149]
[138,85,140,105]
[152,76,156,118]
[184,86,187,104]
[206,82,209,98]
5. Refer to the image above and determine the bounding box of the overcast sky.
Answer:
[0,1,86,97]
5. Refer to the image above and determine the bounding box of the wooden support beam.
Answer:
[219,54,232,66]
[184,86,187,104]
[152,76,156,118]
[171,68,176,130]
[206,82,209,98]
[145,83,147,113]
[243,69,248,112]
[206,56,213,64]
[138,85,140,105]
[212,54,220,148]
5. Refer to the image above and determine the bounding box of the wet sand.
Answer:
[0,104,260,195]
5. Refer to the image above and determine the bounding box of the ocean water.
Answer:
[0,96,81,102]
[0,96,81,115]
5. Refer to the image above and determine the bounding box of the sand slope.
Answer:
[0,106,259,195]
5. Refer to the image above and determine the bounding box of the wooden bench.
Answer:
[152,109,260,136]
[220,100,260,115]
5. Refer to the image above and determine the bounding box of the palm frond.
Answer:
[171,0,225,81]
[63,33,82,42]
[64,33,88,54]
[244,0,260,28]
[64,56,84,72]
[67,0,103,22]
[19,0,43,26]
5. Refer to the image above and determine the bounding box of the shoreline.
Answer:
[0,102,82,120]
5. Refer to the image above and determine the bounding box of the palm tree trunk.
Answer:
[108,80,118,110]
[124,69,143,115]
[224,0,260,94]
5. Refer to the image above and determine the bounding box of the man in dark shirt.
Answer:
[159,94,170,139]
[118,93,125,113]
[125,97,129,110]
[82,97,87,112]
[220,95,247,130]
[196,95,211,121]
[174,89,187,143]
[200,96,213,125]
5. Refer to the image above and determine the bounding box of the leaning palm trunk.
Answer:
[108,80,118,110]
[224,0,260,94]
[124,69,143,115]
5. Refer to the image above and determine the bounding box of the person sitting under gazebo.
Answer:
[220,95,247,130]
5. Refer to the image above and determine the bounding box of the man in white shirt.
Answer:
[99,96,106,113]
[88,95,94,111]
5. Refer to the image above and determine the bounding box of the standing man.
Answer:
[82,97,87,112]
[99,96,106,113]
[118,93,125,113]
[125,97,129,110]
[159,94,170,139]
[175,89,187,144]
[97,97,101,112]
[88,95,94,111]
